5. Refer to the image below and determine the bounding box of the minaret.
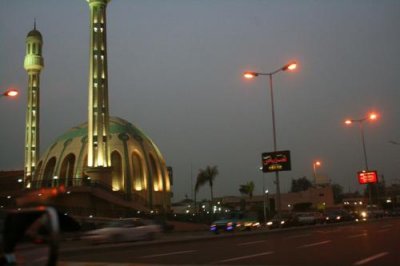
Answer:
[85,0,112,181]
[23,22,44,186]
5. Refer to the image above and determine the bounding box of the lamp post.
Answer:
[313,161,321,185]
[244,62,297,216]
[1,88,18,98]
[345,112,378,203]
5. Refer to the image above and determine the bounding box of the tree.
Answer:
[239,181,255,199]
[332,183,344,204]
[195,165,219,203]
[291,176,312,192]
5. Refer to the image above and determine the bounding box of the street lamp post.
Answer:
[345,113,378,203]
[244,62,297,216]
[313,161,321,185]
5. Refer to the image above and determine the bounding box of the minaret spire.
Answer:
[23,24,44,187]
[85,0,112,183]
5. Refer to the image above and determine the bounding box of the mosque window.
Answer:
[132,152,144,190]
[28,44,31,53]
[32,43,36,54]
[111,151,123,191]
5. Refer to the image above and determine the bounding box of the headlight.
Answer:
[280,220,285,225]
[267,221,273,226]
[361,211,367,218]
[336,216,341,220]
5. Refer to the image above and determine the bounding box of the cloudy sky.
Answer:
[1,0,399,201]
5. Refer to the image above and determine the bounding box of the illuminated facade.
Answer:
[33,117,171,209]
[23,23,44,184]
[86,0,111,170]
[21,0,172,211]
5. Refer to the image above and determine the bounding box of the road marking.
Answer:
[377,228,390,233]
[284,233,311,240]
[348,233,367,238]
[298,240,331,248]
[140,249,197,258]
[353,252,389,265]
[380,224,393,228]
[213,251,274,263]
[237,240,266,246]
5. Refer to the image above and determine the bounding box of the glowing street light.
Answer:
[344,112,379,170]
[345,112,379,204]
[313,161,321,185]
[1,88,18,98]
[244,61,298,216]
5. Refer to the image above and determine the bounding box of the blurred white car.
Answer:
[82,218,162,244]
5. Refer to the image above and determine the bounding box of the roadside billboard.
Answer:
[261,150,291,173]
[357,170,378,184]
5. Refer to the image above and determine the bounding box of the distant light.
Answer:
[17,179,23,183]
[386,199,392,203]
[345,120,352,125]
[89,215,93,218]
[3,88,18,97]
[369,113,378,120]
[314,161,321,166]
[243,72,257,79]
[265,189,269,194]
[283,62,297,71]
[6,196,11,199]
[53,176,58,180]
[66,191,71,194]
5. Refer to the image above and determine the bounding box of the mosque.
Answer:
[19,0,172,216]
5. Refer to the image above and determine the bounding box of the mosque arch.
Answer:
[111,150,123,191]
[131,151,145,191]
[60,153,76,187]
[43,157,56,187]
[149,154,160,191]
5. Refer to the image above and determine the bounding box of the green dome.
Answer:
[27,29,42,40]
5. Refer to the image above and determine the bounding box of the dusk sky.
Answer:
[1,0,399,201]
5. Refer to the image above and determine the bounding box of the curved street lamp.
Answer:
[345,112,378,204]
[344,112,378,170]
[313,160,321,185]
[244,61,297,216]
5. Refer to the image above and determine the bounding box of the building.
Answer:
[218,185,335,213]
[7,0,172,216]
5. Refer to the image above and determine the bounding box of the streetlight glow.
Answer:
[243,72,257,79]
[283,62,297,71]
[2,88,18,98]
[369,113,377,120]
[345,119,352,125]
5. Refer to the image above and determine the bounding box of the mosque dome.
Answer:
[27,29,42,40]
[32,116,171,209]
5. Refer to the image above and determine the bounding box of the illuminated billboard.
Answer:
[357,170,378,184]
[261,150,291,173]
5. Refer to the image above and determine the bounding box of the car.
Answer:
[324,209,354,223]
[82,218,162,244]
[296,212,324,225]
[210,212,260,233]
[266,213,298,229]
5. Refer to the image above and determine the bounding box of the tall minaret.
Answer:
[85,0,112,180]
[23,22,44,185]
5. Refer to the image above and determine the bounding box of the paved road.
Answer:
[59,218,400,265]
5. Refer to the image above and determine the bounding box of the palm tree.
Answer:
[239,181,255,199]
[195,165,219,204]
